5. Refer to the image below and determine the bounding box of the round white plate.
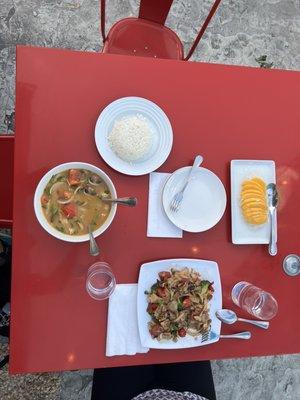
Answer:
[95,97,173,175]
[163,167,227,232]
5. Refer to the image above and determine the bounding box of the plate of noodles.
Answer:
[94,97,173,176]
[137,258,222,349]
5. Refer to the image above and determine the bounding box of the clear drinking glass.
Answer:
[86,262,116,300]
[231,281,278,320]
[283,254,300,276]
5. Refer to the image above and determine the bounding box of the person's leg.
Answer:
[155,361,216,400]
[92,364,156,400]
[0,235,11,369]
[0,235,11,337]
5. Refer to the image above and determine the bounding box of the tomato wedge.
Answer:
[150,324,162,338]
[178,328,186,337]
[182,297,192,308]
[147,303,158,314]
[158,271,171,281]
[157,287,167,298]
[41,195,49,205]
[68,169,81,185]
[61,203,77,219]
[208,283,214,292]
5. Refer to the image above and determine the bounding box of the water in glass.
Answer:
[231,281,278,320]
[86,262,116,300]
[283,254,300,276]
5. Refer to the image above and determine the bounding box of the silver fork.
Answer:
[170,155,203,213]
[201,331,251,342]
[201,330,211,343]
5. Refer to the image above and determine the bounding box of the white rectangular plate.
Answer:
[231,160,276,244]
[137,258,222,349]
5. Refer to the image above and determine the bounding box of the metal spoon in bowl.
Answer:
[83,186,137,207]
[101,197,137,207]
[216,309,269,330]
[88,225,100,256]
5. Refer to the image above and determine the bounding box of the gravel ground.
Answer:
[0,341,61,400]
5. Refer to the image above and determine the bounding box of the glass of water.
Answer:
[86,262,116,300]
[283,254,300,276]
[231,281,278,320]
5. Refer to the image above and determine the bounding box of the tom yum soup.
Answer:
[41,169,111,235]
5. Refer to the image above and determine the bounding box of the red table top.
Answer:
[10,45,300,374]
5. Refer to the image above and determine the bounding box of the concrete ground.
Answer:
[0,1,300,399]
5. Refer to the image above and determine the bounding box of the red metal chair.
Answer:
[100,0,222,60]
[0,135,14,228]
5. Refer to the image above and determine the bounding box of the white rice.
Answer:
[108,114,152,162]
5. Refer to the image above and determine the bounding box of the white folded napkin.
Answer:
[106,284,149,357]
[147,172,183,238]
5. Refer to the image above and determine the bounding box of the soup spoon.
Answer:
[84,187,137,207]
[88,225,100,256]
[101,197,137,207]
[216,309,269,329]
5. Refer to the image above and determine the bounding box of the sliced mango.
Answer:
[240,196,265,205]
[252,216,267,224]
[251,177,266,190]
[241,203,267,212]
[240,177,267,225]
[242,185,266,195]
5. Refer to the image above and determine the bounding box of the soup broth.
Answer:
[41,169,111,235]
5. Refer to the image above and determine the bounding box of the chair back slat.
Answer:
[139,0,174,25]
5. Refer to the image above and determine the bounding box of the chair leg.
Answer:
[0,355,9,369]
[0,134,14,228]
[185,0,222,60]
[100,0,106,43]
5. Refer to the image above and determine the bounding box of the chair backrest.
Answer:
[100,0,222,60]
[138,0,174,25]
[0,135,14,228]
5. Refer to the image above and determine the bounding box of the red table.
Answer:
[10,46,300,374]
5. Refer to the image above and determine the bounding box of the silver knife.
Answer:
[267,183,278,256]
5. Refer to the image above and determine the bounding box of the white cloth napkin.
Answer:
[147,172,183,238]
[106,284,149,357]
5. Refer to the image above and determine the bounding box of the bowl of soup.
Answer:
[34,162,117,242]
